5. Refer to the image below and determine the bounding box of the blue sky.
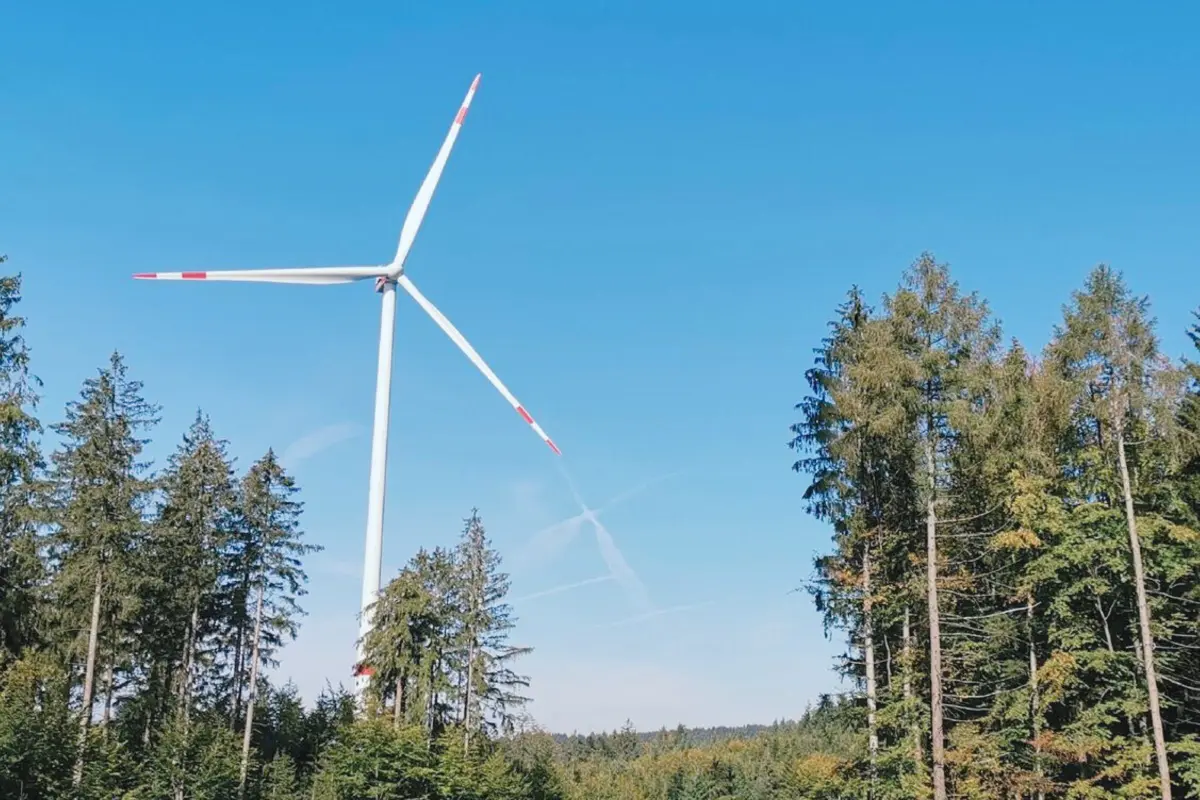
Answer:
[4,1,1200,733]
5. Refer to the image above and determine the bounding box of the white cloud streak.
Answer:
[583,508,651,611]
[514,468,681,609]
[511,575,616,604]
[598,601,714,629]
[281,422,361,469]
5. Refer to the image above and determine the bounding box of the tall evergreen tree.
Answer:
[44,351,159,783]
[455,509,530,746]
[792,287,893,785]
[0,258,44,660]
[1048,266,1176,798]
[230,450,317,791]
[154,412,238,722]
[882,254,999,800]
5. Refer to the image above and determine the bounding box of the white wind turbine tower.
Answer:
[134,74,561,699]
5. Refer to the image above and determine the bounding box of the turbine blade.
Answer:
[132,267,383,285]
[391,74,481,270]
[397,274,561,455]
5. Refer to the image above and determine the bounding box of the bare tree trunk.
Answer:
[1115,426,1172,800]
[883,634,893,688]
[1028,597,1044,800]
[143,661,156,747]
[100,658,115,732]
[903,604,921,765]
[239,584,266,794]
[74,566,104,787]
[180,601,200,732]
[463,642,475,754]
[864,541,879,775]
[1094,592,1116,653]
[231,624,244,729]
[925,437,947,800]
[393,675,404,728]
[902,606,912,701]
[426,656,438,740]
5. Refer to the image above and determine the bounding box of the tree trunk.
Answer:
[400,676,410,734]
[180,600,200,732]
[1115,426,1172,799]
[101,658,115,731]
[231,586,248,730]
[239,583,266,794]
[902,606,912,701]
[1028,596,1044,800]
[903,604,921,765]
[73,565,104,787]
[463,642,475,754]
[143,661,157,747]
[863,541,878,775]
[426,656,437,739]
[925,437,947,800]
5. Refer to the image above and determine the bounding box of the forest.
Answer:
[1,249,1199,799]
[787,255,1200,799]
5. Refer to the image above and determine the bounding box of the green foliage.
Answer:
[0,260,43,661]
[362,510,531,742]
[4,247,1200,799]
[792,258,1200,798]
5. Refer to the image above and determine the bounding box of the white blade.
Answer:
[390,74,481,272]
[133,267,383,285]
[397,274,561,455]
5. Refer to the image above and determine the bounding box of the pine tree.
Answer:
[0,259,44,661]
[230,450,318,791]
[44,351,159,784]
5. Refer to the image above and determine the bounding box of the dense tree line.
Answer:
[0,255,559,798]
[0,251,865,799]
[9,246,1199,799]
[790,254,1200,798]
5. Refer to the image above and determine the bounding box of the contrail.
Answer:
[514,467,679,582]
[600,469,685,512]
[516,512,589,570]
[582,508,651,611]
[511,575,616,604]
[598,601,715,629]
[556,462,653,611]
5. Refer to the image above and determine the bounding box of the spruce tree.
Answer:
[45,351,159,783]
[455,509,530,745]
[362,559,439,726]
[229,449,317,791]
[1048,266,1176,798]
[0,259,44,660]
[792,287,890,782]
[150,412,237,724]
[882,253,999,799]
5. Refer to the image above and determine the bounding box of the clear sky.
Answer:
[4,1,1200,734]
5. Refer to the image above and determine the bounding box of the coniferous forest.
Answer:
[3,249,1200,799]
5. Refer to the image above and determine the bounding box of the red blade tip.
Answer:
[133,273,156,279]
[547,439,562,456]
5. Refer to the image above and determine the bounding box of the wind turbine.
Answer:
[133,74,561,699]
